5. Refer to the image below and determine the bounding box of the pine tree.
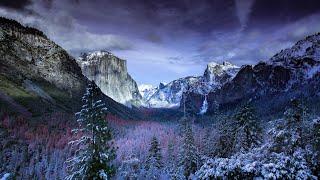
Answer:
[178,116,188,136]
[167,140,175,170]
[202,128,214,157]
[284,99,307,125]
[271,99,307,154]
[145,136,163,179]
[233,103,262,152]
[117,155,141,179]
[66,81,116,180]
[284,99,307,149]
[166,140,181,179]
[179,121,199,178]
[312,118,320,177]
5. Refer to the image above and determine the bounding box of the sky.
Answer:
[1,0,320,86]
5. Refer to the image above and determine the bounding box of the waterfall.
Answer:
[199,94,208,115]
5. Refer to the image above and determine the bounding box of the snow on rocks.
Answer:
[142,61,239,108]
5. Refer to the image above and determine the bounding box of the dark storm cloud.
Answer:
[0,0,32,11]
[248,0,320,28]
[1,0,320,84]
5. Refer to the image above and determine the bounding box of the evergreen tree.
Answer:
[166,140,183,179]
[312,118,320,176]
[212,117,235,158]
[145,136,163,179]
[233,103,262,152]
[284,99,307,125]
[146,136,162,170]
[202,128,214,157]
[179,121,199,178]
[284,99,307,148]
[271,99,307,154]
[66,81,116,180]
[167,140,175,171]
[117,155,141,180]
[178,116,188,136]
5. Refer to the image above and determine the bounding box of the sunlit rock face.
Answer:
[77,51,142,106]
[0,17,140,118]
[0,17,86,97]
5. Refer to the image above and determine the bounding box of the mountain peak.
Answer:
[0,17,46,38]
[270,32,320,65]
[79,50,114,61]
[205,61,239,79]
[207,61,238,69]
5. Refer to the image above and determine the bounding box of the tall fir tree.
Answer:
[284,99,307,148]
[312,118,320,177]
[179,121,199,178]
[271,99,307,154]
[202,128,214,157]
[233,103,262,152]
[145,136,163,179]
[166,140,184,179]
[167,140,176,171]
[66,81,116,180]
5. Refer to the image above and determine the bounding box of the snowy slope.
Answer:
[186,32,320,116]
[138,84,158,101]
[142,61,239,108]
[269,32,320,80]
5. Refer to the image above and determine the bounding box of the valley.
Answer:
[1,8,320,180]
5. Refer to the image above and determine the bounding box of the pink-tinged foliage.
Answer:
[1,112,209,179]
[0,113,76,179]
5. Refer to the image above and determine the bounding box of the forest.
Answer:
[1,81,319,179]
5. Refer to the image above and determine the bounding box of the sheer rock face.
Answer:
[185,33,320,115]
[0,17,86,97]
[0,17,140,119]
[77,51,142,106]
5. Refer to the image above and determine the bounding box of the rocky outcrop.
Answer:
[0,17,140,119]
[77,51,142,106]
[142,62,239,108]
[0,17,85,97]
[186,33,320,116]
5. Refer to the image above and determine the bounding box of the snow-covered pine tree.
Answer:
[117,155,141,179]
[178,116,188,136]
[179,121,199,178]
[166,140,184,179]
[212,117,236,158]
[202,127,215,157]
[167,140,175,171]
[66,81,116,180]
[284,99,307,148]
[145,136,163,179]
[312,117,320,176]
[146,136,162,170]
[233,103,262,152]
[271,99,307,154]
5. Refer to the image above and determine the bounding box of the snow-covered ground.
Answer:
[0,173,11,180]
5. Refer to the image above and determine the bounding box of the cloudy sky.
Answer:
[1,0,320,85]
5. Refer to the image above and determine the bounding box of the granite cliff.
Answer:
[77,51,142,107]
[0,17,139,119]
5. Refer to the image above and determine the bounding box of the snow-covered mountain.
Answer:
[141,61,239,108]
[77,50,143,107]
[185,32,320,115]
[269,32,320,79]
[138,84,157,101]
